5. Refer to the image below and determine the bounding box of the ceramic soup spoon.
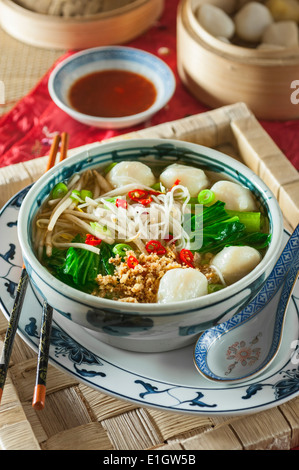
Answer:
[194,224,299,384]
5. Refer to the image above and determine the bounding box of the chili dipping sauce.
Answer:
[68,69,157,118]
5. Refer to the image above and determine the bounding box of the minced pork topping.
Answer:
[93,247,220,303]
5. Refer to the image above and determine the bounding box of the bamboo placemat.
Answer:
[0,26,65,116]
[0,103,298,450]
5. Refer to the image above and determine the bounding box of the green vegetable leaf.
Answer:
[98,242,115,276]
[225,210,261,232]
[43,235,115,293]
[189,200,271,254]
[232,232,271,250]
[202,201,229,226]
[197,219,245,254]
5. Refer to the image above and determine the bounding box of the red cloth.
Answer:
[0,0,298,170]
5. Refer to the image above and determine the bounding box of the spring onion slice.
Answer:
[198,189,215,205]
[81,190,93,201]
[112,244,132,257]
[51,182,68,199]
[71,190,84,203]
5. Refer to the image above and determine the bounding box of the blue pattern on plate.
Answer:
[25,316,106,379]
[135,380,217,409]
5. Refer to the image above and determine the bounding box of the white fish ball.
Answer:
[212,246,262,285]
[157,268,208,303]
[196,4,235,39]
[210,180,257,211]
[106,161,156,189]
[262,21,299,47]
[160,163,209,197]
[234,2,274,42]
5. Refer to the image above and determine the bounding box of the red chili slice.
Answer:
[128,189,148,201]
[139,196,152,206]
[145,240,167,255]
[116,198,128,209]
[85,234,102,246]
[128,189,152,206]
[179,249,194,268]
[169,179,181,191]
[127,255,139,269]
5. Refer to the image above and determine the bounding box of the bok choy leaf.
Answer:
[189,201,271,254]
[43,235,115,293]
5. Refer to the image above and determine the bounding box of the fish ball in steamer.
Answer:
[160,163,209,197]
[262,21,299,47]
[210,180,257,211]
[106,161,156,188]
[212,246,262,285]
[234,2,274,42]
[196,4,235,39]
[157,268,208,303]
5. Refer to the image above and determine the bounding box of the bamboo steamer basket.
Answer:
[0,0,164,50]
[177,0,299,120]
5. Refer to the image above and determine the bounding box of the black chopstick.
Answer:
[32,131,69,410]
[0,267,29,403]
[32,301,53,410]
[0,133,68,407]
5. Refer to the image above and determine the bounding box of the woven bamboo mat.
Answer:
[0,103,299,450]
[0,26,65,116]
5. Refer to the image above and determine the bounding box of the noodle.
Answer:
[34,160,268,303]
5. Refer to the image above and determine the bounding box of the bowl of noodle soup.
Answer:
[18,139,283,352]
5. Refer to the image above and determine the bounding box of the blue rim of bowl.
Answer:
[48,46,176,124]
[17,138,283,314]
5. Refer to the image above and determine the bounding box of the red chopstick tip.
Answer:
[0,388,3,404]
[32,384,46,410]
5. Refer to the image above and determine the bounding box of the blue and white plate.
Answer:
[1,186,299,416]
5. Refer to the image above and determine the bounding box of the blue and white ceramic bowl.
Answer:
[17,139,283,352]
[48,46,176,129]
